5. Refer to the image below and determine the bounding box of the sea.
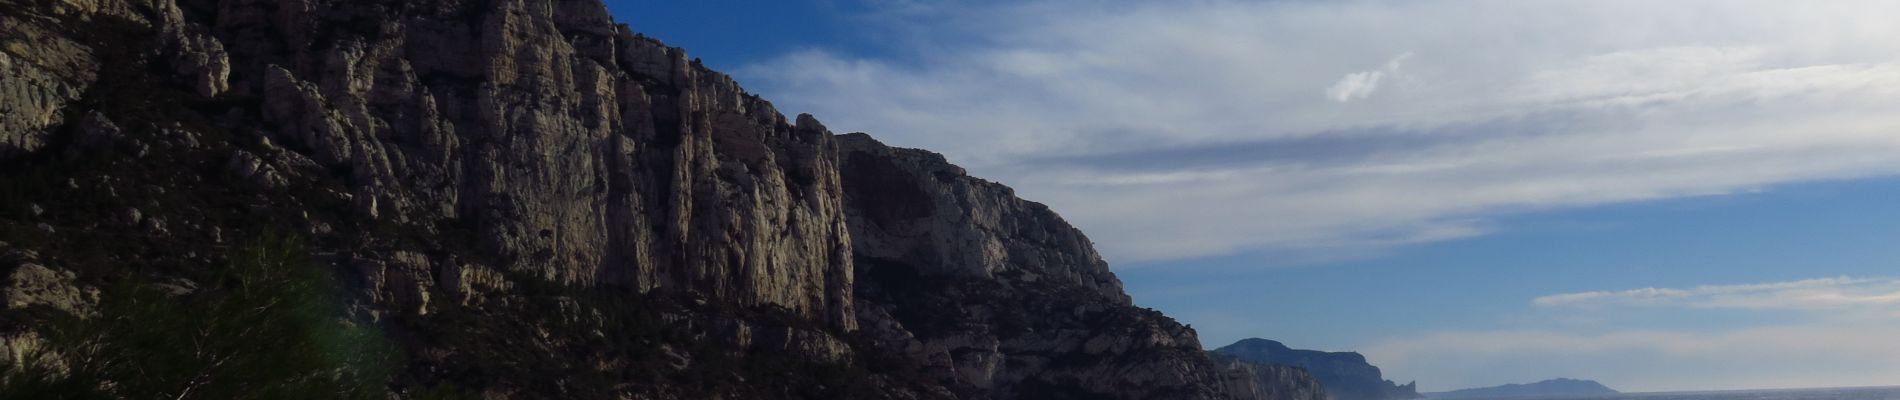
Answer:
[1434,386,1900,400]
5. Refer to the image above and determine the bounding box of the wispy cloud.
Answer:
[742,0,1900,264]
[1534,277,1900,310]
[1327,52,1411,102]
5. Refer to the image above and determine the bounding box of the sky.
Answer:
[610,0,1900,392]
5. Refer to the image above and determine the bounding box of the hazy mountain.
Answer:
[1430,378,1620,399]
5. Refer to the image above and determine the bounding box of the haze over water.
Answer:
[1435,386,1900,400]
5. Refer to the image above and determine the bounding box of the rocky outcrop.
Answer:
[1212,353,1330,400]
[0,1,97,158]
[0,0,1297,398]
[1216,338,1423,400]
[841,133,1238,399]
[2,247,95,318]
[4,263,94,317]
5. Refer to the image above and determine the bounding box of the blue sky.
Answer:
[607,0,1900,392]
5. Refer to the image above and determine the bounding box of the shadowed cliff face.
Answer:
[838,133,1128,303]
[0,0,1318,398]
[840,133,1262,399]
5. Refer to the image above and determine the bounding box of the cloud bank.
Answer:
[1365,276,1900,391]
[741,0,1900,264]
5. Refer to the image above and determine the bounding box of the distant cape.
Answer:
[1213,338,1422,400]
[1429,378,1619,399]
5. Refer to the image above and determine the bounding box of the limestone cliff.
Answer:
[1210,353,1332,400]
[0,0,1318,398]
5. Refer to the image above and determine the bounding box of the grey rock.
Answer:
[151,278,197,297]
[74,111,122,148]
[4,263,96,317]
[224,150,287,188]
[353,252,434,317]
[0,13,99,160]
[166,28,230,97]
[142,216,167,235]
[436,260,509,307]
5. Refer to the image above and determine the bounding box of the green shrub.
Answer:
[2,234,396,399]
[0,347,113,399]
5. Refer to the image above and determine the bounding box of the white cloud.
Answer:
[740,0,1900,264]
[1532,287,1693,307]
[1535,276,1892,307]
[1534,277,1900,311]
[1326,52,1411,102]
[1326,70,1383,102]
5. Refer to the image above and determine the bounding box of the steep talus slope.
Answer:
[0,0,1317,398]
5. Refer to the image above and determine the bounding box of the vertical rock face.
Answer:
[840,133,1241,399]
[202,0,859,329]
[0,0,1304,398]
